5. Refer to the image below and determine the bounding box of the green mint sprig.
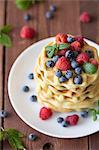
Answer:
[0,25,12,48]
[0,127,26,150]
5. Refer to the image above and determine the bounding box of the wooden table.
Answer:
[0,0,99,150]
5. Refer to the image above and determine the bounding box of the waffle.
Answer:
[34,37,99,112]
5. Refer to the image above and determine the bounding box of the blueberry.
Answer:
[46,60,55,68]
[59,76,67,83]
[65,50,75,61]
[71,60,79,69]
[75,67,82,74]
[65,70,73,79]
[73,51,79,58]
[73,75,83,84]
[30,95,37,102]
[24,14,31,21]
[28,73,34,80]
[0,110,8,118]
[57,117,64,123]
[52,55,59,63]
[22,86,30,92]
[28,133,38,141]
[55,70,62,77]
[81,111,88,118]
[50,4,57,12]
[67,37,75,43]
[62,121,69,127]
[85,50,94,58]
[45,11,53,19]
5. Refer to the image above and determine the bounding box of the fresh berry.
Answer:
[39,107,52,120]
[71,60,79,69]
[75,67,82,74]
[59,76,67,83]
[50,4,57,12]
[0,110,8,118]
[30,95,37,102]
[55,70,62,77]
[56,33,67,44]
[67,36,75,43]
[52,55,59,63]
[22,86,30,92]
[55,56,71,71]
[65,50,75,61]
[28,133,38,141]
[73,51,79,58]
[65,114,79,125]
[85,50,94,58]
[57,49,66,56]
[90,59,98,68]
[71,41,81,51]
[45,11,53,19]
[77,52,89,65]
[73,75,83,84]
[28,73,34,79]
[65,70,73,79]
[57,117,64,123]
[81,111,88,118]
[24,14,31,21]
[75,36,84,47]
[83,63,97,74]
[80,11,91,23]
[46,60,55,68]
[20,26,36,39]
[62,121,69,127]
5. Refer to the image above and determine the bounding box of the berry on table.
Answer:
[24,14,31,21]
[0,110,8,118]
[85,50,94,58]
[65,114,79,125]
[45,11,53,19]
[80,11,91,23]
[62,121,69,127]
[28,73,34,80]
[57,117,64,123]
[52,55,59,63]
[50,4,57,12]
[28,133,38,141]
[30,95,37,102]
[22,86,30,92]
[56,33,67,44]
[65,50,75,60]
[46,60,55,68]
[65,70,73,79]
[73,75,83,84]
[59,76,67,83]
[67,36,75,43]
[55,70,62,77]
[83,63,97,74]
[75,67,82,74]
[71,41,81,51]
[39,107,52,120]
[81,111,88,118]
[77,52,89,65]
[71,60,79,69]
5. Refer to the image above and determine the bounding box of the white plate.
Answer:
[8,37,99,138]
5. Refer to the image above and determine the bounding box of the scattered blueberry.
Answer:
[85,50,94,58]
[81,111,88,118]
[52,55,59,63]
[46,60,55,68]
[67,37,75,43]
[28,133,38,141]
[62,121,69,127]
[59,76,67,83]
[55,70,62,78]
[75,67,82,74]
[73,51,79,58]
[71,60,79,69]
[65,70,73,79]
[24,14,31,21]
[65,50,75,61]
[50,4,57,12]
[73,75,83,84]
[45,11,53,19]
[30,95,37,102]
[28,73,34,80]
[57,117,64,123]
[22,86,30,92]
[0,110,8,118]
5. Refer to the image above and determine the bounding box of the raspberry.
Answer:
[71,41,81,51]
[55,56,71,71]
[90,59,98,68]
[56,33,67,44]
[20,26,36,39]
[39,107,52,120]
[75,36,84,47]
[80,11,91,23]
[77,52,89,64]
[65,114,79,125]
[57,49,66,56]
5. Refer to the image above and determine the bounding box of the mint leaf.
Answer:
[15,0,33,10]
[0,130,5,141]
[0,33,12,47]
[0,25,12,34]
[58,43,70,50]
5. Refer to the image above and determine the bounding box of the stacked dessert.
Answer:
[35,34,99,112]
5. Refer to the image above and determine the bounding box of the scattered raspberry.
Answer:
[80,11,91,23]
[20,26,36,39]
[39,107,52,120]
[71,41,81,51]
[56,33,67,44]
[90,59,98,68]
[55,56,71,71]
[75,36,84,47]
[77,52,89,64]
[65,114,79,125]
[57,49,66,56]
